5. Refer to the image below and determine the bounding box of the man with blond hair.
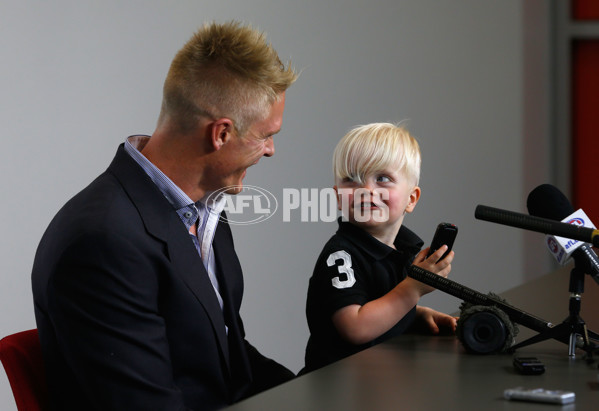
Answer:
[32,21,297,410]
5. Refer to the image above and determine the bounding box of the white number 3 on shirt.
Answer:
[327,250,356,289]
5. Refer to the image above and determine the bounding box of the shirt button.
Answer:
[184,211,193,218]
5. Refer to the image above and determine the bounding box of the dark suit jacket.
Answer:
[32,144,293,410]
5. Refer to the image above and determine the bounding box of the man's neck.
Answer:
[141,131,210,202]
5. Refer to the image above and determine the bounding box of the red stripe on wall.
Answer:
[572,40,599,218]
[572,0,599,20]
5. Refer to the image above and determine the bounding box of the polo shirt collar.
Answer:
[336,217,424,260]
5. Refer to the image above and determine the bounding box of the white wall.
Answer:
[0,0,553,408]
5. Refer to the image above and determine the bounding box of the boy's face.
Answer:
[334,168,420,239]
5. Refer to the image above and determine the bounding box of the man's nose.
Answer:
[263,137,274,157]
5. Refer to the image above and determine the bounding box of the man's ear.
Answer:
[405,186,421,214]
[210,118,234,150]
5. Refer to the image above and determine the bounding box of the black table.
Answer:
[226,266,599,410]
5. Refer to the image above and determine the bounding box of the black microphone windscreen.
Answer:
[526,184,574,221]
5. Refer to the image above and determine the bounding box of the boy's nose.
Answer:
[363,181,375,192]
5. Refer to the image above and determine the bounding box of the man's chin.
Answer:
[223,184,243,195]
[219,171,247,195]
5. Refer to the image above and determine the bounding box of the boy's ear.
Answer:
[209,118,234,150]
[405,186,421,214]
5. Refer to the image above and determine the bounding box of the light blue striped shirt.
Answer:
[124,135,226,312]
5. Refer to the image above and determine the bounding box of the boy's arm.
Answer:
[332,246,453,345]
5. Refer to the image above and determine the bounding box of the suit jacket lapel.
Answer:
[106,145,231,369]
[212,218,252,394]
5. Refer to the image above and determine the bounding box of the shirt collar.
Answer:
[124,135,226,228]
[336,217,424,260]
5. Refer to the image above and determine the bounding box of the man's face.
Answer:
[217,93,286,194]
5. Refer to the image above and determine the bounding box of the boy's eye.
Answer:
[376,175,391,183]
[342,176,355,183]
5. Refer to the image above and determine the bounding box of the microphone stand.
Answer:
[509,264,599,358]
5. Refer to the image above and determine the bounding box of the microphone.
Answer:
[474,205,599,248]
[527,184,599,280]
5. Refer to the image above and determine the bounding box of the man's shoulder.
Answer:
[45,169,154,251]
[60,171,131,217]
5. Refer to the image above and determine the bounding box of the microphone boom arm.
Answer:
[408,265,553,334]
[475,205,599,247]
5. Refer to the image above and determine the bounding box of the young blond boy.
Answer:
[303,123,456,372]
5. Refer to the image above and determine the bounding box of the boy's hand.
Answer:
[408,246,454,295]
[414,245,454,274]
[414,306,458,335]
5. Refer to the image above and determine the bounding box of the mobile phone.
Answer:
[503,387,575,404]
[513,357,545,375]
[426,223,458,263]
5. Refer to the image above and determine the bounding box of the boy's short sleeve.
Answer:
[310,246,371,316]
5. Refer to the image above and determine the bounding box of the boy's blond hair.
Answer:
[159,20,298,135]
[333,122,421,186]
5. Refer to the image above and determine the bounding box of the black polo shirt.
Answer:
[303,218,424,372]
